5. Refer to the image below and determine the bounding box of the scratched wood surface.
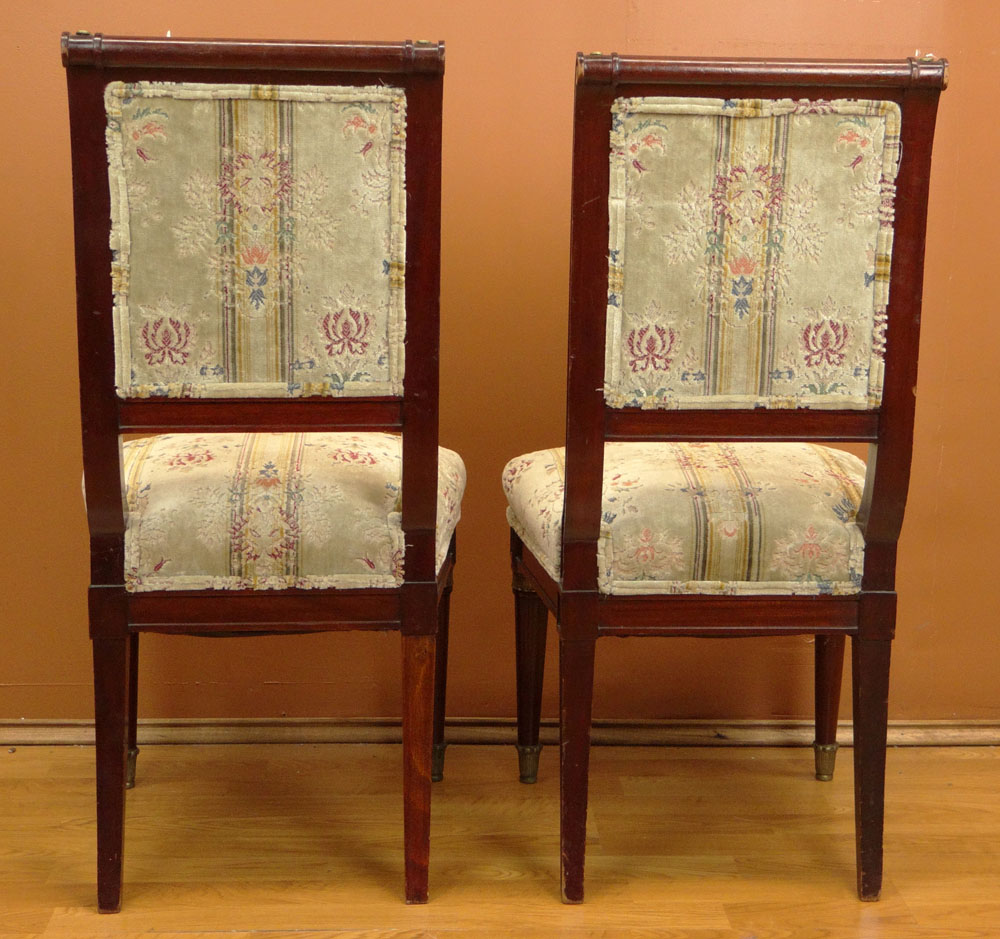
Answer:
[2,743,997,937]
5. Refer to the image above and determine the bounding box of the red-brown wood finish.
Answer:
[510,53,946,903]
[63,32,450,912]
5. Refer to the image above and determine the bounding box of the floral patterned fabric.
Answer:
[503,442,865,595]
[122,432,465,592]
[105,82,407,398]
[606,97,900,410]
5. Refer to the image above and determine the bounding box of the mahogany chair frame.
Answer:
[511,54,947,903]
[63,32,449,912]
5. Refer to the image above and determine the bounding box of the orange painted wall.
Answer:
[2,0,996,724]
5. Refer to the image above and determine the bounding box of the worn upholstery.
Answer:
[105,82,406,398]
[605,97,900,410]
[503,442,865,595]
[123,432,465,592]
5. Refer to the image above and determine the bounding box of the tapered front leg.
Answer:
[126,633,139,789]
[559,637,596,904]
[515,582,548,784]
[814,634,846,780]
[852,636,892,901]
[402,633,435,903]
[93,636,130,913]
[431,585,451,782]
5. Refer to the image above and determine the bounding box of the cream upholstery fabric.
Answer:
[606,97,900,410]
[123,433,465,592]
[105,82,406,398]
[503,442,865,595]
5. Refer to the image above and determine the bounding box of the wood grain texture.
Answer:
[2,743,997,936]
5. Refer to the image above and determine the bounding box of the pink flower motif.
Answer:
[322,308,372,356]
[802,320,850,368]
[329,448,377,465]
[219,151,292,216]
[711,164,784,227]
[729,255,757,276]
[343,114,377,135]
[837,129,869,148]
[633,528,656,564]
[627,132,665,157]
[132,121,166,142]
[793,526,824,561]
[836,126,879,172]
[129,119,167,161]
[626,325,677,373]
[166,449,213,470]
[240,244,271,266]
[142,317,191,365]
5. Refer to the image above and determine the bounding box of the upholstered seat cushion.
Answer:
[503,442,865,595]
[122,432,465,592]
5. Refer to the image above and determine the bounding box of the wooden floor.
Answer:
[2,743,998,938]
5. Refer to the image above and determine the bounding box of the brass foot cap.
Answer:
[813,742,838,781]
[517,744,542,784]
[125,747,139,790]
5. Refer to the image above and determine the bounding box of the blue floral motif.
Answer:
[731,276,754,318]
[246,266,268,309]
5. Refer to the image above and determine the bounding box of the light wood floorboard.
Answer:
[0,743,997,938]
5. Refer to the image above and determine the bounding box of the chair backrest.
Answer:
[105,80,407,400]
[63,34,444,587]
[561,55,946,592]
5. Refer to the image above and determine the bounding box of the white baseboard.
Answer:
[2,717,999,747]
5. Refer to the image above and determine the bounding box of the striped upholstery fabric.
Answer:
[122,432,466,592]
[105,82,406,398]
[605,97,900,410]
[503,442,865,595]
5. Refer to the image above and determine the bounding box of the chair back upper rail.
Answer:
[561,54,945,593]
[64,35,445,587]
[577,53,948,89]
[62,32,445,74]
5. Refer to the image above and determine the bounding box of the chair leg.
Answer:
[514,584,548,783]
[852,636,892,901]
[401,633,435,904]
[126,634,139,789]
[559,637,596,904]
[814,634,845,781]
[431,586,451,782]
[93,636,130,914]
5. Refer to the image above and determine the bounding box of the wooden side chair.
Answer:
[503,54,946,902]
[63,33,462,911]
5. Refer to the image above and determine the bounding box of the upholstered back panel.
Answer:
[605,97,900,410]
[105,82,406,398]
